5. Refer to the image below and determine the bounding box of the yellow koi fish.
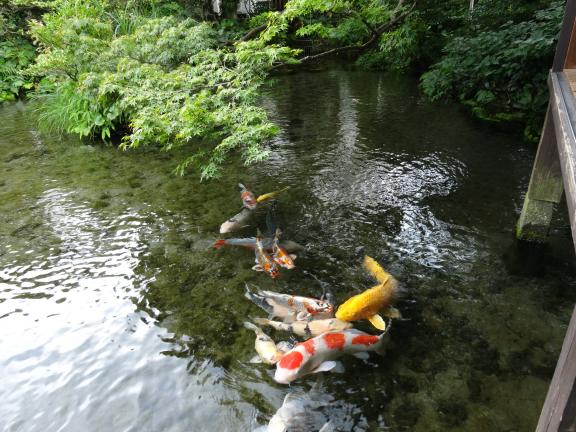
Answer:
[335,255,400,331]
[256,186,290,203]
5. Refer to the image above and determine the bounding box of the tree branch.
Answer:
[295,0,416,65]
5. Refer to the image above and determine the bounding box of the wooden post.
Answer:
[516,0,576,242]
[536,306,576,432]
[516,105,564,241]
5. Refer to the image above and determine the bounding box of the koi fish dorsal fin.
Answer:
[383,306,402,319]
[363,255,391,284]
[367,314,387,330]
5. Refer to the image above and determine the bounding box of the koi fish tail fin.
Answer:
[265,200,279,235]
[244,283,273,314]
[243,321,262,334]
[363,255,392,284]
[212,239,226,249]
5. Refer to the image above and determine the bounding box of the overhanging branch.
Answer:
[296,0,416,64]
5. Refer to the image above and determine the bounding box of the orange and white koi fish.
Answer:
[274,328,389,384]
[272,228,296,269]
[252,317,352,338]
[243,322,288,364]
[245,285,334,322]
[239,183,258,210]
[253,230,280,279]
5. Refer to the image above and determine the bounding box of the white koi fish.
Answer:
[274,328,389,384]
[212,237,304,253]
[253,317,352,338]
[264,392,333,432]
[219,208,253,234]
[244,322,288,365]
[245,285,334,322]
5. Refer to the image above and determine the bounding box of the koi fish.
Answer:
[256,186,290,203]
[244,322,288,364]
[264,391,333,432]
[245,285,334,322]
[272,228,296,269]
[212,237,304,253]
[219,208,253,234]
[239,183,258,210]
[274,328,389,384]
[335,255,400,331]
[253,317,352,338]
[253,229,280,279]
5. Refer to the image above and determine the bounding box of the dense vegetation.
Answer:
[0,0,566,177]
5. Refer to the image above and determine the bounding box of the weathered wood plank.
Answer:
[516,104,563,241]
[555,0,576,71]
[550,72,576,252]
[536,306,576,432]
[564,69,576,96]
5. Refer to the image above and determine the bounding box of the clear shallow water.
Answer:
[1,71,576,432]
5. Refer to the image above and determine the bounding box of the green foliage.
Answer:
[258,0,398,46]
[420,1,563,137]
[30,1,298,179]
[374,13,429,70]
[0,0,54,102]
[0,37,36,102]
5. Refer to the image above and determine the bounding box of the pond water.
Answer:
[1,70,576,432]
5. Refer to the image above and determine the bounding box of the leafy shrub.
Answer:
[420,1,563,137]
[0,1,53,102]
[29,1,298,179]
[0,37,36,102]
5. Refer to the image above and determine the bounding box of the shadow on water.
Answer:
[1,71,576,431]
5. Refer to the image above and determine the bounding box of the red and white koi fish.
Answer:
[274,328,389,384]
[253,317,352,338]
[239,183,258,210]
[253,230,280,279]
[212,237,304,253]
[245,285,334,322]
[243,322,288,365]
[272,228,296,270]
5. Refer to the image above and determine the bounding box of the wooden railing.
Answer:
[517,1,576,430]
